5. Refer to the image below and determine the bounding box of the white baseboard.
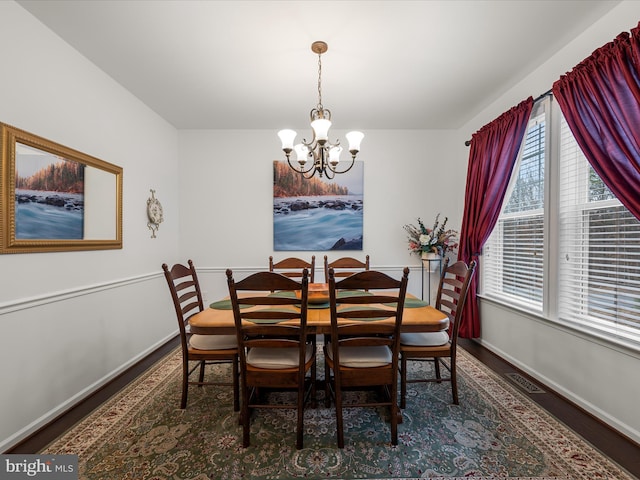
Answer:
[475,338,640,445]
[0,331,177,453]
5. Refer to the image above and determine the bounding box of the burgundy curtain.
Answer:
[552,23,640,220]
[458,97,534,338]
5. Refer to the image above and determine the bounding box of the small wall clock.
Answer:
[147,189,163,238]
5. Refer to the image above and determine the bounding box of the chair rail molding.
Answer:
[0,272,160,314]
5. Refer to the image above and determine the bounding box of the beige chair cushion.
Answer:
[189,334,237,350]
[327,343,392,368]
[400,330,449,346]
[247,344,314,369]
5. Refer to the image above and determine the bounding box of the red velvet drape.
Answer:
[458,98,534,338]
[552,22,640,221]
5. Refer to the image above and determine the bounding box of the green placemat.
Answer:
[209,299,235,310]
[382,298,430,308]
[268,290,329,308]
[337,289,373,298]
[403,297,430,308]
[209,299,254,310]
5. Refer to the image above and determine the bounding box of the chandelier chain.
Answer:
[317,51,323,110]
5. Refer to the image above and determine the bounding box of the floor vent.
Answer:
[505,373,546,394]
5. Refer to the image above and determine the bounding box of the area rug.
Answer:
[42,347,635,480]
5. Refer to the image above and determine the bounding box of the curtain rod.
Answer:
[464,89,552,146]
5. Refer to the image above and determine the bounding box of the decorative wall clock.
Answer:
[146,189,163,238]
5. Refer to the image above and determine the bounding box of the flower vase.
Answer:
[421,251,440,271]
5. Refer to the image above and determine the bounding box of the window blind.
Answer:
[482,113,545,310]
[557,116,640,343]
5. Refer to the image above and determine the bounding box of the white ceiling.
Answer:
[17,0,621,130]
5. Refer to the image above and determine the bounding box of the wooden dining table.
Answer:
[189,283,449,335]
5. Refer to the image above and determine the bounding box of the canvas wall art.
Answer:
[273,161,363,251]
[15,142,85,240]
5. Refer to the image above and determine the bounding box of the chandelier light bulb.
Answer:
[278,129,297,152]
[311,119,331,143]
[294,144,309,165]
[346,131,364,155]
[329,146,342,166]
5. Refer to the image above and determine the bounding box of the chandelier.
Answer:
[278,41,364,179]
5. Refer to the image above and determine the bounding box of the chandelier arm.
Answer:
[323,167,335,180]
[286,157,317,177]
[301,137,317,149]
[301,168,318,179]
[325,157,357,175]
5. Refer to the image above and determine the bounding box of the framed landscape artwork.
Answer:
[1,123,123,253]
[273,160,363,251]
[15,143,85,240]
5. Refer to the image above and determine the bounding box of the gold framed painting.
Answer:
[0,123,123,254]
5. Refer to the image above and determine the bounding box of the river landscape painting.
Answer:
[273,161,363,251]
[15,142,85,240]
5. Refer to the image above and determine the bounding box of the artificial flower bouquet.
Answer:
[403,214,459,257]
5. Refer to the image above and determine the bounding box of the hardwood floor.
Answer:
[459,338,640,479]
[6,337,640,479]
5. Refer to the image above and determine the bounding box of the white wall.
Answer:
[177,128,464,302]
[0,2,182,450]
[459,1,640,443]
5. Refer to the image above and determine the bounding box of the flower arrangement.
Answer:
[403,214,459,257]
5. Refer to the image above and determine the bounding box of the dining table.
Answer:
[189,283,449,335]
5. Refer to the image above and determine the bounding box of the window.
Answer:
[482,98,640,347]
[557,116,640,343]
[483,106,546,311]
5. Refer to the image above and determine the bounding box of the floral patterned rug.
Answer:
[43,347,634,479]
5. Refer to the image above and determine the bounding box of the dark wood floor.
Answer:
[459,338,640,479]
[7,337,640,478]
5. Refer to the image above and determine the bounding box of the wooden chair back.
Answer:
[228,269,310,359]
[269,255,316,283]
[226,268,315,449]
[324,255,369,281]
[399,258,476,407]
[162,260,239,410]
[435,258,477,346]
[325,267,409,447]
[163,260,204,339]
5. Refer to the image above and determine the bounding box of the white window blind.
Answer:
[558,116,640,344]
[482,110,545,310]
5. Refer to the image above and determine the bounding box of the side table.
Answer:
[421,257,442,304]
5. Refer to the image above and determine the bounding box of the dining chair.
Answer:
[269,255,316,283]
[323,255,369,282]
[325,267,409,448]
[399,258,476,407]
[226,268,316,450]
[162,260,239,411]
